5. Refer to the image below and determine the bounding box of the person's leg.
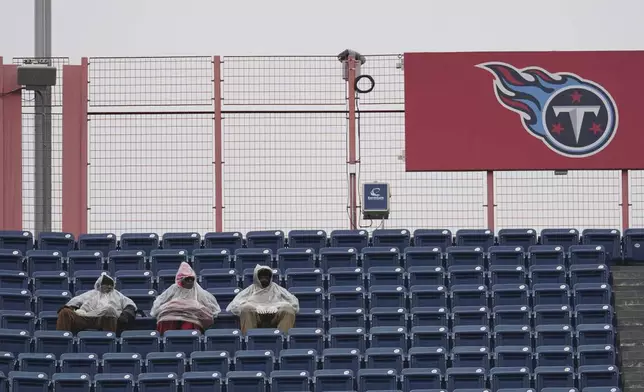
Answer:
[239,309,260,334]
[95,316,118,333]
[157,321,181,334]
[272,310,296,334]
[56,308,89,333]
[180,322,204,333]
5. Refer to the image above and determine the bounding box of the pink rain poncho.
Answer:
[226,264,300,315]
[150,262,221,328]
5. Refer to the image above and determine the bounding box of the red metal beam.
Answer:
[0,58,23,229]
[213,56,224,232]
[622,169,630,231]
[486,171,495,232]
[347,58,358,229]
[62,58,89,237]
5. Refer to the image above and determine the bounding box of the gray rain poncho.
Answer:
[67,273,136,318]
[150,262,221,328]
[226,264,300,316]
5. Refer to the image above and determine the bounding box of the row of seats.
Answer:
[1,366,622,392]
[0,327,616,357]
[0,346,617,376]
[1,227,640,260]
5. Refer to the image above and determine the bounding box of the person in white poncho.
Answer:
[227,264,299,334]
[57,273,137,333]
[150,262,221,334]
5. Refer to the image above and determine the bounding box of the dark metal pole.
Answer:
[34,0,52,234]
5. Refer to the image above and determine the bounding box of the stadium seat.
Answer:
[120,289,156,311]
[51,373,92,392]
[570,264,609,285]
[404,246,443,269]
[410,285,448,308]
[362,247,401,269]
[67,251,104,273]
[624,228,644,262]
[199,269,238,289]
[452,306,490,327]
[149,250,188,274]
[447,246,485,268]
[161,232,201,255]
[577,344,615,366]
[369,285,406,308]
[277,248,316,270]
[455,229,494,249]
[163,330,201,354]
[270,370,310,391]
[330,229,369,251]
[156,269,179,291]
[407,346,446,372]
[402,367,442,391]
[242,268,280,287]
[576,324,614,346]
[203,232,244,253]
[226,370,266,392]
[246,230,285,254]
[498,229,537,250]
[204,329,242,355]
[493,305,531,327]
[34,331,74,357]
[189,351,229,375]
[32,272,69,291]
[408,266,445,286]
[115,270,154,290]
[278,349,317,374]
[451,346,490,369]
[37,312,58,331]
[0,310,35,333]
[146,352,186,375]
[537,346,574,367]
[413,229,452,250]
[94,373,135,392]
[578,365,619,390]
[570,245,607,266]
[77,331,117,357]
[77,233,117,255]
[60,353,99,377]
[532,284,570,306]
[453,325,490,348]
[288,287,324,310]
[534,305,572,326]
[138,372,179,392]
[0,268,28,290]
[288,230,328,252]
[73,270,103,292]
[372,229,411,251]
[489,245,527,268]
[319,247,358,271]
[0,250,25,271]
[582,229,621,261]
[233,350,274,374]
[529,265,566,285]
[490,265,526,285]
[367,266,405,287]
[370,307,407,328]
[494,325,532,347]
[575,305,613,325]
[328,286,365,309]
[107,250,146,274]
[321,348,360,375]
[34,290,71,313]
[494,346,532,369]
[540,229,580,253]
[446,367,487,391]
[294,308,324,329]
[120,233,159,254]
[18,353,56,376]
[182,371,223,392]
[528,246,566,267]
[535,325,573,347]
[357,368,398,392]
[234,249,272,272]
[192,249,232,272]
[8,371,50,392]
[490,367,531,391]
[451,285,488,307]
[284,268,323,288]
[369,326,407,352]
[0,231,34,255]
[574,284,611,306]
[37,232,75,257]
[328,327,366,351]
[120,330,161,358]
[534,366,575,390]
[492,284,529,307]
[0,352,15,376]
[287,328,325,352]
[411,307,448,328]
[449,266,485,286]
[327,267,363,287]
[410,326,449,349]
[26,251,64,274]
[0,289,31,311]
[245,329,284,355]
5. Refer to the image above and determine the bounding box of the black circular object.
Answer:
[355,74,375,94]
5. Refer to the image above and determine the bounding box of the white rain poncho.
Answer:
[67,273,136,318]
[226,264,300,316]
[150,262,221,328]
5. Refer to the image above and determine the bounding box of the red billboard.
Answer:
[404,51,644,171]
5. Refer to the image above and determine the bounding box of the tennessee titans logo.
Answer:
[477,62,618,157]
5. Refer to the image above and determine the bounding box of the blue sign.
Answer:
[363,183,389,212]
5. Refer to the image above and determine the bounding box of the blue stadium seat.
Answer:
[203,232,244,253]
[138,372,179,392]
[455,229,494,249]
[452,306,490,327]
[489,246,527,269]
[189,351,229,375]
[115,270,154,291]
[199,269,238,289]
[156,269,179,291]
[0,329,30,358]
[493,305,531,327]
[576,324,614,346]
[451,285,488,307]
[18,353,56,376]
[0,250,25,271]
[0,231,33,255]
[60,353,99,377]
[0,289,31,311]
[577,344,615,366]
[73,270,103,292]
[77,331,117,357]
[287,328,324,352]
[534,366,574,390]
[330,229,369,251]
[32,272,69,291]
[37,312,57,331]
[327,267,362,287]
[181,371,223,392]
[362,247,400,269]
[453,325,490,348]
[246,231,285,254]
[77,233,116,255]
[233,350,274,374]
[372,229,411,251]
[404,246,443,269]
[328,327,366,351]
[270,370,310,391]
[34,290,71,313]
[357,368,398,392]
[120,233,159,254]
[120,330,160,356]
[370,307,407,328]
[570,245,606,266]
[245,329,284,355]
[119,289,156,311]
[490,367,531,391]
[37,232,75,257]
[578,365,619,390]
[407,347,446,372]
[498,229,537,250]
[149,250,188,274]
[494,346,532,369]
[294,308,324,329]
[242,268,280,288]
[288,287,324,310]
[411,307,448,328]
[321,348,360,375]
[161,232,201,255]
[26,251,63,274]
[624,228,644,262]
[494,325,532,347]
[206,287,240,312]
[446,247,485,268]
[234,249,272,272]
[51,373,92,392]
[537,347,574,368]
[410,285,447,308]
[67,251,104,273]
[535,325,573,347]
[146,352,186,375]
[277,248,316,270]
[366,266,404,287]
[492,284,529,307]
[34,331,74,357]
[410,326,448,349]
[107,250,146,274]
[284,268,322,288]
[529,265,566,285]
[446,367,487,391]
[401,367,442,391]
[163,330,201,354]
[541,229,580,253]
[288,230,327,252]
[570,264,609,285]
[534,305,572,326]
[582,229,621,261]
[0,352,16,376]
[226,371,266,392]
[369,285,406,308]
[369,326,407,352]
[528,246,566,267]
[413,229,453,251]
[192,249,232,272]
[574,284,611,306]
[0,270,28,289]
[94,373,135,392]
[328,286,365,309]
[278,349,317,375]
[575,305,613,325]
[449,266,485,286]
[451,346,490,369]
[533,284,570,306]
[0,311,35,333]
[8,371,49,392]
[319,247,358,271]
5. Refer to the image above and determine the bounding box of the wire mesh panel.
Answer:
[495,171,622,231]
[631,170,644,227]
[222,112,347,233]
[87,57,215,235]
[13,57,69,233]
[358,54,405,106]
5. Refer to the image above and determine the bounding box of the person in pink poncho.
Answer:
[150,262,221,334]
